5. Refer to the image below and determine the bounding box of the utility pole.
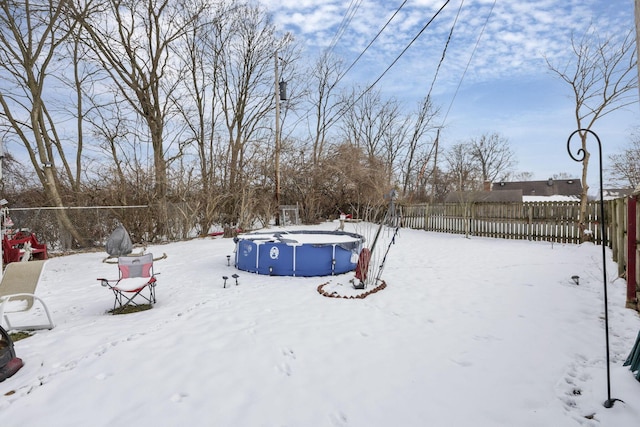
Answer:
[274,51,287,226]
[274,51,282,226]
[430,127,441,204]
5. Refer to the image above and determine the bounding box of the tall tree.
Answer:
[443,143,479,192]
[400,96,440,197]
[0,0,88,245]
[289,51,345,221]
[468,132,516,183]
[173,1,232,232]
[341,89,397,159]
[306,51,344,165]
[212,3,292,224]
[547,26,637,236]
[76,0,202,202]
[340,88,403,186]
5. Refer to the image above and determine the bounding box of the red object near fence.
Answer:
[2,233,48,265]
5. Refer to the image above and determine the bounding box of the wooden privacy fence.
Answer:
[400,201,606,245]
[400,199,639,309]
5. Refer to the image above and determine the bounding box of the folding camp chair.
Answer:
[98,253,158,313]
[0,260,54,330]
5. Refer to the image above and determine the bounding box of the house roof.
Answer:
[492,178,582,197]
[602,188,634,200]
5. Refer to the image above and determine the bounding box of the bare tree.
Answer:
[443,143,479,192]
[468,132,516,183]
[0,151,38,193]
[400,96,440,197]
[212,4,293,225]
[76,0,202,202]
[608,131,640,188]
[635,0,640,105]
[380,110,409,185]
[172,1,233,232]
[442,143,478,238]
[0,0,89,245]
[340,88,402,185]
[552,172,577,180]
[547,26,637,235]
[85,92,138,192]
[320,143,388,216]
[511,171,534,181]
[56,18,106,195]
[281,52,347,222]
[305,51,345,165]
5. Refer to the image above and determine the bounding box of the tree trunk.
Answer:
[40,163,88,248]
[635,0,640,104]
[579,134,591,240]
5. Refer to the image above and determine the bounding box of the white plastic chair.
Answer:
[0,260,54,330]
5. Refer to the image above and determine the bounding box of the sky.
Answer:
[1,221,640,425]
[263,0,639,190]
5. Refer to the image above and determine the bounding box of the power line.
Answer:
[420,0,465,198]
[428,0,496,200]
[287,0,410,135]
[426,0,465,103]
[441,0,496,125]
[326,0,363,55]
[321,0,452,134]
[331,0,410,90]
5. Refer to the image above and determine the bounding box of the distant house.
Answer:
[602,188,634,200]
[492,178,582,202]
[444,178,583,203]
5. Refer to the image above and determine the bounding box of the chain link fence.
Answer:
[3,202,211,253]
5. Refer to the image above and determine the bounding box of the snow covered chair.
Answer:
[0,260,54,330]
[98,253,158,313]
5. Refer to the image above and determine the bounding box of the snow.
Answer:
[1,221,640,427]
[523,195,580,202]
[239,230,363,244]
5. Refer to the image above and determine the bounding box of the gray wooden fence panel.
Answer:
[400,201,608,245]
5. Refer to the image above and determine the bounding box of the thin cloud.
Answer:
[263,0,637,185]
[265,0,630,93]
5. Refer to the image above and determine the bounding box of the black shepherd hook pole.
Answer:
[566,129,621,409]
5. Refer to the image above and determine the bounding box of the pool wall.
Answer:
[234,230,364,277]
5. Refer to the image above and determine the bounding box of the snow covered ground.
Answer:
[1,221,639,427]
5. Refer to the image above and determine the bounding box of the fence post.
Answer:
[424,203,429,231]
[527,204,532,241]
[628,196,638,309]
[612,198,626,277]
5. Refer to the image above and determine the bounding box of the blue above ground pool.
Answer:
[234,230,364,277]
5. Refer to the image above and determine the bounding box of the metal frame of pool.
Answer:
[233,230,365,277]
